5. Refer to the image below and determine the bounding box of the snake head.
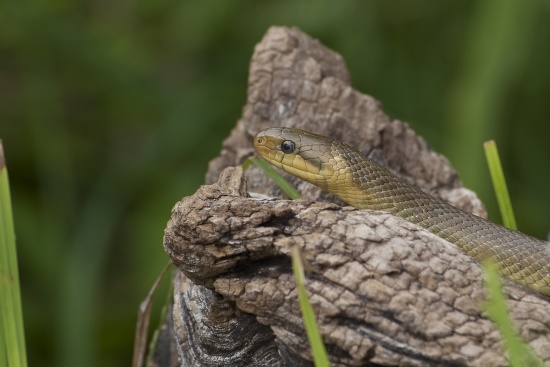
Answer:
[254,128,341,190]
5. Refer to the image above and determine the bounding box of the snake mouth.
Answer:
[253,133,284,169]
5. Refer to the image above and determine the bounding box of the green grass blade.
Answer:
[0,141,28,367]
[483,140,544,364]
[290,246,330,367]
[483,140,517,230]
[245,157,301,200]
[246,157,327,363]
[242,158,253,171]
[483,261,544,367]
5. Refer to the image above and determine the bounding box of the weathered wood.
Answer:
[159,26,550,366]
[165,166,550,366]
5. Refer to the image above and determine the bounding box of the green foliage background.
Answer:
[0,1,549,366]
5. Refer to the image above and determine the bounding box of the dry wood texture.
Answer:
[159,26,550,366]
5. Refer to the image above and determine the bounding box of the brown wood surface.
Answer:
[158,26,550,367]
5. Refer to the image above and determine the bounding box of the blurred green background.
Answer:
[1,1,549,366]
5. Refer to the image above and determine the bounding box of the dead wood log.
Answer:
[159,26,550,367]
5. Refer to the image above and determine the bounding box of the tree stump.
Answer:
[159,26,550,367]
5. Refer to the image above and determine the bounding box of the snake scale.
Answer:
[254,127,550,296]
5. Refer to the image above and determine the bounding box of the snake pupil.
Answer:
[281,140,295,154]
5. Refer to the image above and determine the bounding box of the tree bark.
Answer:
[159,26,550,367]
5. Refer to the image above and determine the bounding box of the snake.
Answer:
[253,127,550,296]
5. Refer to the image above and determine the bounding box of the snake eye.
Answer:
[281,140,295,154]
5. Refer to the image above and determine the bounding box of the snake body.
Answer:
[254,127,550,296]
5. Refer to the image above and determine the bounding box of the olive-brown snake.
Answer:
[254,127,550,296]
